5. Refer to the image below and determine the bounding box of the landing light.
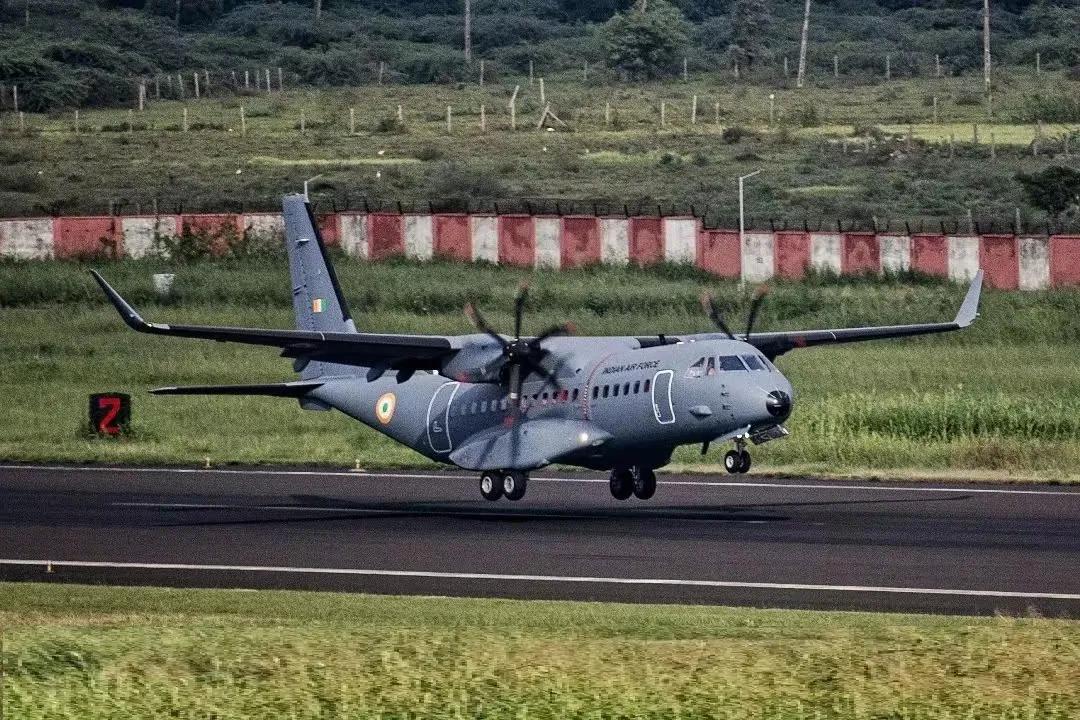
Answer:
[578,431,590,444]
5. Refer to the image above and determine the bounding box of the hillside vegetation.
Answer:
[1,1,1080,224]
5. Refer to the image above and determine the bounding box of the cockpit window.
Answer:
[717,355,747,371]
[742,354,765,371]
[759,354,775,372]
[686,357,706,379]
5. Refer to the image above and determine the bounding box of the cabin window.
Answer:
[592,386,599,399]
[686,357,706,379]
[623,382,631,395]
[643,379,651,393]
[572,388,580,401]
[602,385,610,398]
[480,400,488,413]
[470,402,478,414]
[718,355,747,371]
[742,354,765,371]
[613,384,620,397]
[500,398,508,411]
[633,381,640,394]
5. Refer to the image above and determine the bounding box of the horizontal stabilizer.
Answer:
[150,381,323,397]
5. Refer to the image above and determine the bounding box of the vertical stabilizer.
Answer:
[282,194,358,379]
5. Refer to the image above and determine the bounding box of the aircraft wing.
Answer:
[91,270,454,369]
[449,419,612,471]
[655,271,983,360]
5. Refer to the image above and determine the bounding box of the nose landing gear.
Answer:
[723,439,752,474]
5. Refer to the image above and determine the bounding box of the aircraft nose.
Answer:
[765,390,792,420]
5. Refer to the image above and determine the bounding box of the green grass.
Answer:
[1,582,1079,719]
[2,70,1079,224]
[2,258,1078,477]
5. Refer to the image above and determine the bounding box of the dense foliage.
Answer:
[2,1,1080,109]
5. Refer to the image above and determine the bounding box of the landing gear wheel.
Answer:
[724,450,742,474]
[632,466,657,500]
[609,468,634,500]
[503,471,528,501]
[480,471,504,501]
[737,451,752,474]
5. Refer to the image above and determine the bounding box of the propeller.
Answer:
[701,285,771,341]
[464,283,575,421]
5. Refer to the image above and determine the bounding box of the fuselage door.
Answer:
[651,369,675,425]
[426,381,459,454]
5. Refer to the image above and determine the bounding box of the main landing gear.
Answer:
[479,470,528,501]
[608,465,657,501]
[723,440,752,474]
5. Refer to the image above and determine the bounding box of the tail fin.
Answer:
[284,194,355,335]
[282,194,358,379]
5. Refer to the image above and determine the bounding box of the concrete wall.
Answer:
[2,212,1078,289]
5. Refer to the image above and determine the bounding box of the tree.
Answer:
[602,0,689,79]
[730,0,771,71]
[1017,165,1080,218]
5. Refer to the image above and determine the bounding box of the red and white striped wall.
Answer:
[2,212,1078,290]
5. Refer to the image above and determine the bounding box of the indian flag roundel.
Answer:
[375,392,397,425]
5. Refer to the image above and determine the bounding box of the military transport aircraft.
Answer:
[92,194,983,502]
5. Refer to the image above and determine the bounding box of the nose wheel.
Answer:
[479,470,529,501]
[724,449,751,474]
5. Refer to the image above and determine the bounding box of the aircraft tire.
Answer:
[503,471,528,501]
[738,451,752,474]
[480,471,504,501]
[609,468,634,500]
[724,450,742,474]
[632,467,657,500]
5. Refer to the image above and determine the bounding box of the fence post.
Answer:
[278,67,283,91]
[193,71,200,99]
[529,60,534,85]
[539,77,545,105]
[244,70,250,90]
[446,105,452,134]
[349,107,355,135]
[833,55,839,78]
[509,85,519,130]
[265,69,271,96]
[74,109,80,135]
[691,94,697,125]
[240,105,246,137]
[479,59,485,86]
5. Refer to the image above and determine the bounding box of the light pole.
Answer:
[738,169,762,251]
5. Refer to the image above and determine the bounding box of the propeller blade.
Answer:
[465,302,508,347]
[700,292,735,340]
[513,282,529,339]
[526,359,564,391]
[533,322,576,344]
[745,285,769,341]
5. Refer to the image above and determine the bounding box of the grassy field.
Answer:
[2,258,1078,478]
[0,582,1077,719]
[1,70,1078,225]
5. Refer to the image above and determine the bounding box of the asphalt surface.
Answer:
[1,463,1079,616]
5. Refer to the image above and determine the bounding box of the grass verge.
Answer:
[2,259,1078,478]
[1,582,1078,719]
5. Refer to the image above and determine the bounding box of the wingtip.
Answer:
[89,269,153,332]
[956,270,983,327]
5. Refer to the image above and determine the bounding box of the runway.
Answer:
[1,463,1079,616]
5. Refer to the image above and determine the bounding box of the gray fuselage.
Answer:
[311,337,793,471]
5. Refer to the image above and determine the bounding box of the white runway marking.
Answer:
[2,557,1078,601]
[2,463,1079,497]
